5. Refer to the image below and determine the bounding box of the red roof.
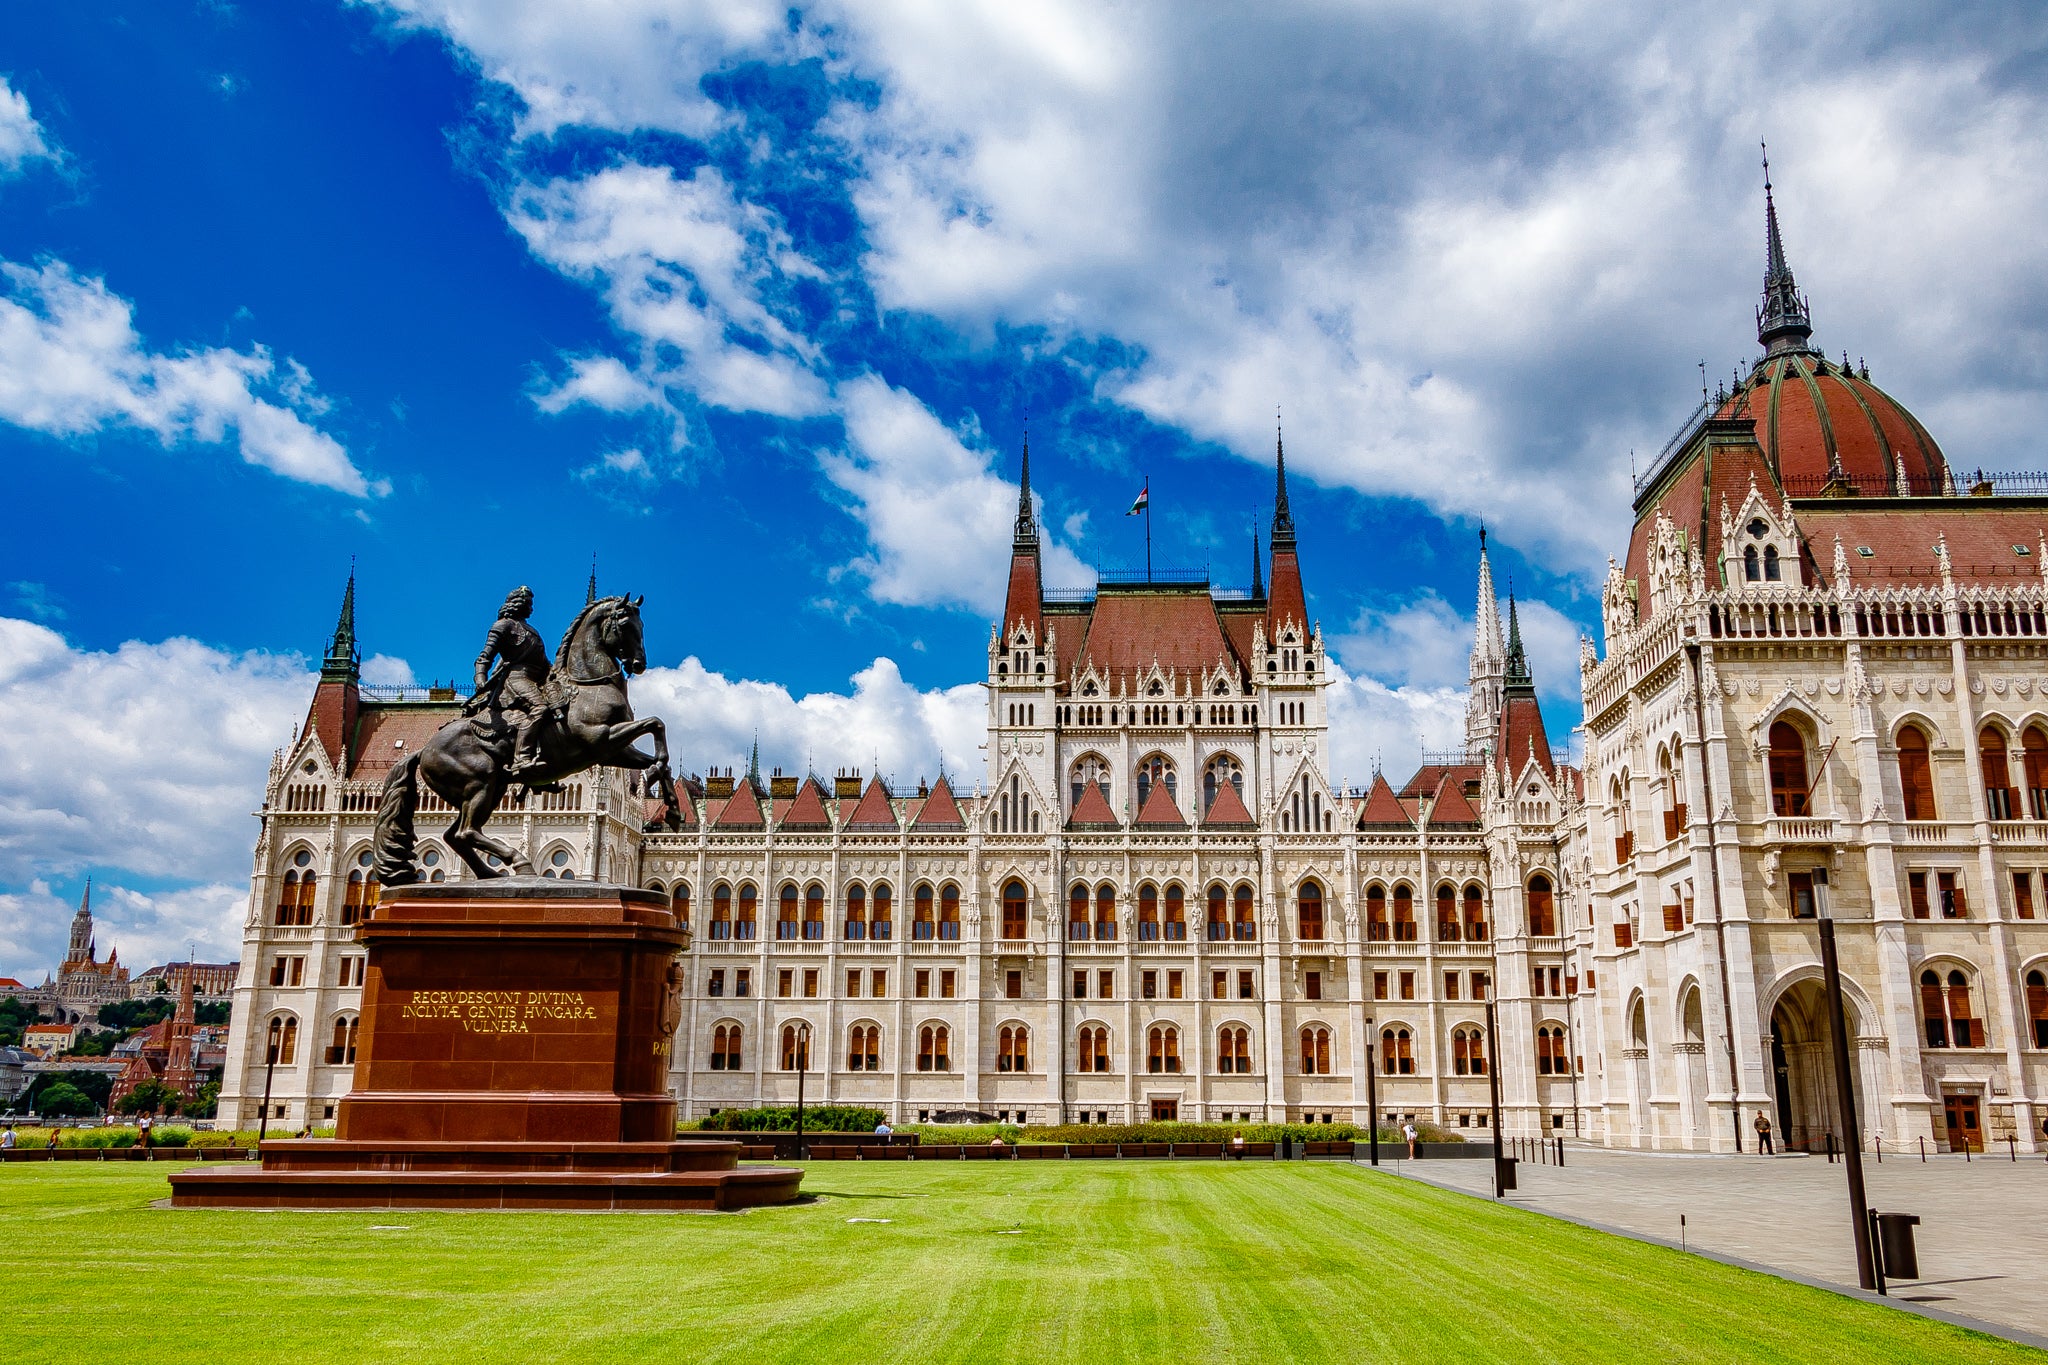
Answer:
[1794,502,2048,589]
[778,777,833,831]
[844,777,899,831]
[1498,695,1554,777]
[1203,780,1255,827]
[712,781,765,830]
[1398,764,1481,800]
[1075,588,1236,681]
[910,776,966,830]
[1267,544,1307,636]
[1426,775,1482,828]
[1135,781,1186,827]
[1004,546,1042,640]
[1718,354,1946,497]
[1355,773,1412,829]
[0,977,24,990]
[1068,781,1120,829]
[349,707,458,779]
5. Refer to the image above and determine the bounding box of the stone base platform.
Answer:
[168,1139,803,1211]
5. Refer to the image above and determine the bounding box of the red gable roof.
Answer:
[1203,780,1255,827]
[348,707,456,780]
[1355,773,1412,830]
[1426,775,1482,828]
[1398,764,1481,800]
[910,775,966,830]
[713,780,766,830]
[1498,695,1554,777]
[778,777,833,831]
[1075,588,1236,681]
[844,777,899,832]
[1135,781,1186,828]
[1067,781,1120,829]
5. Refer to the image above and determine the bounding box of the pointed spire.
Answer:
[1271,411,1295,548]
[1504,590,1535,696]
[586,555,599,606]
[747,735,761,786]
[1756,142,1813,354]
[1013,424,1039,548]
[1471,527,1504,672]
[1250,526,1264,600]
[66,877,95,964]
[321,563,359,684]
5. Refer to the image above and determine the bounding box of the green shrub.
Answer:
[691,1106,887,1133]
[895,1123,1021,1146]
[1011,1120,1459,1146]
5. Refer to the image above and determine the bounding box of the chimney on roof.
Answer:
[835,769,864,800]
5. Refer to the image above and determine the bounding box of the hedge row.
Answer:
[690,1106,888,1133]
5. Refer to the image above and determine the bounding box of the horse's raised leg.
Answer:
[445,776,532,878]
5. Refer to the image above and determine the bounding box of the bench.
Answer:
[913,1144,963,1160]
[1171,1143,1223,1158]
[1015,1144,1065,1159]
[1119,1142,1169,1158]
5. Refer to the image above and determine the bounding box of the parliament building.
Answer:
[217,186,2048,1155]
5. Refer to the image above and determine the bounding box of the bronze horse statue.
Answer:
[373,593,682,885]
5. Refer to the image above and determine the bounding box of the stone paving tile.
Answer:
[1393,1146,2048,1341]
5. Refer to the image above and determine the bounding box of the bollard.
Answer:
[1557,1136,1565,1166]
[1964,1139,1971,1162]
[1919,1136,1926,1163]
[2009,1135,2017,1163]
[1874,1134,1882,1164]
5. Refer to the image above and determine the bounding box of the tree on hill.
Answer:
[114,1079,182,1117]
[34,1082,95,1118]
[0,996,34,1048]
[96,998,174,1031]
[183,1081,220,1119]
[24,1070,112,1113]
[195,1002,231,1026]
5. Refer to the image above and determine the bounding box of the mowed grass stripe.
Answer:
[4,1161,2039,1364]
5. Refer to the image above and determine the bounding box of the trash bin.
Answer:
[1495,1156,1518,1192]
[1875,1212,1920,1280]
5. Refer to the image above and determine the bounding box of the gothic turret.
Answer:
[1466,530,1506,756]
[1266,426,1306,635]
[1495,592,1554,777]
[1001,434,1043,641]
[1756,147,1813,355]
[309,568,362,771]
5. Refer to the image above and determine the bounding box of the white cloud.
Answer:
[511,162,830,424]
[0,76,55,174]
[0,259,381,496]
[0,880,249,984]
[1323,662,1467,795]
[360,653,416,687]
[820,375,1094,614]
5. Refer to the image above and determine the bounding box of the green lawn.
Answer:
[5,1160,2038,1364]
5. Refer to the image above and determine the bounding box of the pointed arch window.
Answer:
[1206,884,1228,941]
[1536,1025,1568,1075]
[710,1024,742,1070]
[670,881,690,929]
[736,884,758,939]
[1202,753,1243,812]
[1463,885,1487,940]
[917,1025,951,1072]
[844,883,868,940]
[1921,968,1979,1048]
[1146,1025,1181,1074]
[1298,1025,1331,1075]
[1898,725,1936,821]
[1069,753,1110,810]
[1218,1026,1251,1074]
[325,1015,359,1065]
[780,1023,810,1071]
[1436,883,1458,942]
[997,1025,1029,1073]
[1069,883,1090,941]
[847,1024,880,1071]
[913,883,935,940]
[266,1014,298,1067]
[1233,883,1256,941]
[1364,885,1387,941]
[2026,969,2048,1048]
[870,882,892,940]
[1763,544,1782,581]
[803,884,825,939]
[342,851,379,926]
[1136,754,1176,808]
[1744,545,1761,582]
[1095,884,1117,941]
[2023,725,2048,819]
[1453,1026,1488,1075]
[941,884,962,940]
[1769,721,1811,816]
[1163,885,1187,941]
[1392,885,1415,942]
[1981,726,2017,820]
[778,884,801,940]
[1527,874,1556,937]
[1002,880,1028,940]
[1297,882,1325,941]
[1138,884,1161,941]
[711,884,733,940]
[1380,1027,1412,1075]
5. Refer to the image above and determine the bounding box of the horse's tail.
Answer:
[372,751,423,887]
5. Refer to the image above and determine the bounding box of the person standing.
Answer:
[1,1124,15,1150]
[1753,1110,1774,1154]
[138,1114,153,1152]
[1403,1121,1418,1159]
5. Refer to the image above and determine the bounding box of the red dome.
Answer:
[1715,352,1947,496]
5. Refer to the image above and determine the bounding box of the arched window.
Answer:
[1763,544,1781,581]
[342,851,379,926]
[1898,725,1936,821]
[266,1014,298,1066]
[1436,883,1458,942]
[1981,726,2017,820]
[846,1024,880,1071]
[1218,1026,1251,1074]
[277,849,317,926]
[845,883,867,940]
[871,882,892,940]
[1921,968,1980,1048]
[326,1015,359,1065]
[913,884,935,940]
[710,1023,742,1070]
[1078,1024,1110,1073]
[1463,885,1487,940]
[737,885,758,939]
[1069,883,1090,941]
[918,1025,951,1072]
[1096,884,1117,941]
[670,881,690,928]
[1609,776,1634,862]
[1147,1025,1181,1074]
[1206,884,1228,941]
[1527,874,1556,937]
[1136,753,1177,808]
[940,884,961,939]
[1380,1027,1412,1075]
[2024,725,2048,819]
[711,883,733,939]
[1202,753,1244,812]
[1536,1025,1568,1075]
[1659,745,1689,839]
[1069,753,1110,809]
[778,884,801,940]
[1453,1026,1489,1076]
[1298,1026,1331,1075]
[1002,880,1027,940]
[1297,882,1325,941]
[1364,885,1387,941]
[1769,721,1811,816]
[1234,884,1256,941]
[998,1025,1030,1073]
[2026,969,2048,1048]
[1138,884,1160,941]
[1743,545,1761,581]
[1163,885,1186,940]
[1392,885,1415,942]
[804,884,825,939]
[780,1024,809,1071]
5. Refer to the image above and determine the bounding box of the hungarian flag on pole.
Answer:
[1127,483,1148,515]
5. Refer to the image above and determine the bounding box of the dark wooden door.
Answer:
[1150,1098,1178,1121]
[1943,1094,1981,1152]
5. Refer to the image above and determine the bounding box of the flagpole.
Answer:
[1145,472,1152,582]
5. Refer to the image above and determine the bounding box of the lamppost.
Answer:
[793,1020,813,1159]
[1485,999,1507,1198]
[257,1031,279,1144]
[1364,1016,1379,1166]
[1815,869,1881,1292]
[1564,970,1583,1138]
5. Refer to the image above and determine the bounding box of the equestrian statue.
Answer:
[372,586,683,885]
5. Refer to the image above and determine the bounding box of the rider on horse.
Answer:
[469,585,551,780]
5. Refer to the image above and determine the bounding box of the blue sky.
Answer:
[5,1,2047,975]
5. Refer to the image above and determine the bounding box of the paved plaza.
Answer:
[1400,1145,2048,1343]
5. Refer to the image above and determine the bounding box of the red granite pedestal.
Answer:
[169,881,802,1212]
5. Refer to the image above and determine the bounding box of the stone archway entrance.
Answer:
[1768,980,1864,1152]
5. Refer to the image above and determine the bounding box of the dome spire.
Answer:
[1757,141,1814,354]
[1504,587,1535,697]
[1271,409,1295,549]
[1013,422,1039,548]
